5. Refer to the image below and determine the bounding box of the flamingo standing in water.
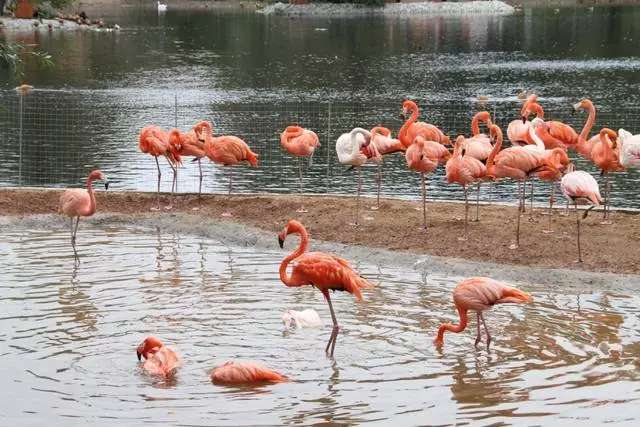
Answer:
[446,136,488,241]
[336,127,379,227]
[136,337,182,377]
[406,135,451,231]
[280,125,321,213]
[278,220,374,357]
[168,128,206,207]
[139,125,181,210]
[399,100,451,149]
[58,170,109,263]
[459,111,494,221]
[368,126,405,210]
[211,361,290,385]
[486,124,551,249]
[435,277,533,349]
[618,128,640,169]
[590,128,625,223]
[196,121,259,216]
[560,164,602,263]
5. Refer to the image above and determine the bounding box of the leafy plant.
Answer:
[34,1,55,19]
[0,39,54,80]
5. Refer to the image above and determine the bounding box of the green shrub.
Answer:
[34,1,55,19]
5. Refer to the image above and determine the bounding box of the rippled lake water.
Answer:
[1,225,638,425]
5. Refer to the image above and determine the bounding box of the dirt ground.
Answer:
[1,188,638,275]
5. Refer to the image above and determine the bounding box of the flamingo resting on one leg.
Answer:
[281,126,320,213]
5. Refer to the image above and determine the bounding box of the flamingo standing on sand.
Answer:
[399,100,451,149]
[336,127,378,227]
[618,128,640,168]
[278,220,374,357]
[521,101,578,149]
[572,98,600,159]
[136,337,182,377]
[211,361,290,385]
[139,125,181,210]
[280,125,321,213]
[368,126,405,210]
[196,121,259,217]
[560,164,602,263]
[591,128,625,224]
[168,128,206,207]
[58,170,109,263]
[446,136,488,241]
[435,277,533,349]
[405,135,451,231]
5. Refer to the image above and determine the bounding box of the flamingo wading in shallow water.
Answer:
[136,337,182,377]
[280,125,321,213]
[58,170,109,263]
[278,220,375,357]
[560,164,602,263]
[435,277,533,349]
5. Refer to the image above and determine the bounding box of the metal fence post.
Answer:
[325,102,331,194]
[18,93,24,186]
[174,93,178,129]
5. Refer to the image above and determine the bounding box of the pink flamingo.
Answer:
[368,126,405,209]
[58,170,109,263]
[435,277,533,349]
[521,101,578,149]
[591,128,625,223]
[278,220,374,357]
[618,128,640,169]
[560,164,602,262]
[136,336,182,377]
[139,125,182,210]
[196,121,259,216]
[280,125,321,213]
[572,98,600,159]
[405,136,451,230]
[399,100,451,149]
[211,361,290,385]
[168,128,207,206]
[446,136,489,240]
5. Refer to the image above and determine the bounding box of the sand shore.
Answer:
[2,189,638,276]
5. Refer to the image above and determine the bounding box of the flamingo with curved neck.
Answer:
[572,98,599,158]
[521,102,576,150]
[280,125,320,213]
[399,100,450,149]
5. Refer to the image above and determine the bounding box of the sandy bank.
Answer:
[0,17,119,32]
[1,189,639,278]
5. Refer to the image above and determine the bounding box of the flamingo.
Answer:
[486,124,551,249]
[282,309,323,329]
[278,220,374,357]
[280,125,321,213]
[590,128,625,223]
[560,164,602,263]
[58,170,109,263]
[210,361,290,385]
[336,127,377,227]
[196,121,259,216]
[460,111,494,221]
[435,277,533,349]
[136,336,182,377]
[618,128,640,168]
[405,135,450,230]
[446,136,488,240]
[368,126,404,209]
[168,128,206,206]
[521,101,578,149]
[572,98,600,159]
[139,125,181,210]
[399,100,451,149]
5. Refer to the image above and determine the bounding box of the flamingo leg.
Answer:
[72,216,80,263]
[543,181,555,234]
[575,202,583,263]
[165,158,176,210]
[198,158,203,204]
[480,312,492,348]
[474,312,482,347]
[459,184,468,241]
[296,158,307,213]
[221,167,234,217]
[352,168,362,227]
[421,172,427,231]
[528,179,536,222]
[374,163,382,210]
[601,173,612,224]
[511,181,522,249]
[323,290,340,357]
[473,182,481,222]
[152,156,161,211]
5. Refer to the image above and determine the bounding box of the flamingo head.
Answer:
[489,124,503,144]
[88,169,109,190]
[278,220,304,248]
[564,163,576,174]
[137,336,164,361]
[168,129,182,151]
[572,98,591,114]
[400,100,416,120]
[441,135,452,146]
[194,121,212,141]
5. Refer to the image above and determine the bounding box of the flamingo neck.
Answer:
[577,102,596,154]
[350,128,369,152]
[279,227,308,287]
[436,305,469,344]
[527,125,546,152]
[85,176,97,216]
[599,129,614,160]
[399,102,419,146]
[531,103,544,119]
[486,128,503,176]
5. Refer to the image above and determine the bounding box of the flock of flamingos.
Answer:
[55,95,639,385]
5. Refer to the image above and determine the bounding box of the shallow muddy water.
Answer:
[0,225,639,425]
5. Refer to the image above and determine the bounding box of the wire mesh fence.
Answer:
[1,88,639,208]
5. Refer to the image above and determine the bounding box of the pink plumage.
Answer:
[561,169,602,206]
[210,361,290,385]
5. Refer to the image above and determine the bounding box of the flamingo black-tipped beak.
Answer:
[399,113,405,120]
[419,154,424,160]
[278,236,285,249]
[521,116,527,123]
[137,351,142,361]
[104,182,109,190]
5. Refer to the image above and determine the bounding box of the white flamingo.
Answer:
[618,128,640,168]
[157,1,167,12]
[560,164,602,263]
[336,127,375,226]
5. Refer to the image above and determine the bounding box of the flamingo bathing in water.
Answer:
[58,170,109,263]
[278,220,374,357]
[280,125,321,213]
[435,277,533,349]
[210,361,290,385]
[136,336,182,377]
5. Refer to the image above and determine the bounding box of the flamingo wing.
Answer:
[453,277,532,312]
[139,125,169,156]
[142,346,182,377]
[58,189,91,217]
[210,361,289,384]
